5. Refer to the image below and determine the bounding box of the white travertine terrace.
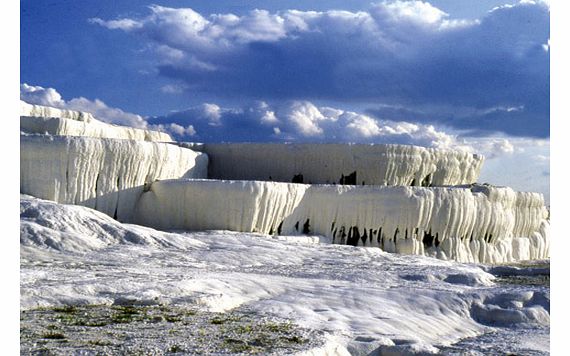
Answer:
[135,179,549,264]
[20,135,208,221]
[20,101,173,142]
[19,102,550,263]
[194,143,485,187]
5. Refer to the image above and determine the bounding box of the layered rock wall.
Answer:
[135,179,549,263]
[195,143,484,187]
[20,135,207,221]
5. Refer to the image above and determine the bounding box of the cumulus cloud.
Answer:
[20,83,65,107]
[65,97,149,128]
[380,1,448,24]
[148,98,522,160]
[155,123,196,137]
[461,138,516,159]
[199,103,223,126]
[284,101,329,136]
[91,1,549,137]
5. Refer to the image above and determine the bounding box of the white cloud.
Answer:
[375,0,448,25]
[91,5,290,61]
[149,99,520,156]
[319,106,345,120]
[463,138,515,159]
[255,101,280,125]
[89,18,142,31]
[345,114,382,138]
[283,101,330,137]
[154,45,186,62]
[517,0,550,10]
[542,38,550,52]
[65,97,148,128]
[152,123,196,137]
[210,9,289,44]
[275,102,467,150]
[20,84,65,108]
[199,103,222,126]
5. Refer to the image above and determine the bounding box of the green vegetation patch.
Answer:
[41,332,66,340]
[20,303,324,355]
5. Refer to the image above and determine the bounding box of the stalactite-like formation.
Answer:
[135,179,549,263]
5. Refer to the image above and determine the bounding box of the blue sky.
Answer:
[20,0,550,201]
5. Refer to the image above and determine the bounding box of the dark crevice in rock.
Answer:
[347,226,360,246]
[291,174,304,184]
[113,176,120,221]
[93,173,101,210]
[332,228,337,243]
[302,219,311,234]
[94,173,100,195]
[423,229,435,249]
[339,171,357,185]
[421,174,432,187]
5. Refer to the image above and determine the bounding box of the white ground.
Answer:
[20,195,550,355]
